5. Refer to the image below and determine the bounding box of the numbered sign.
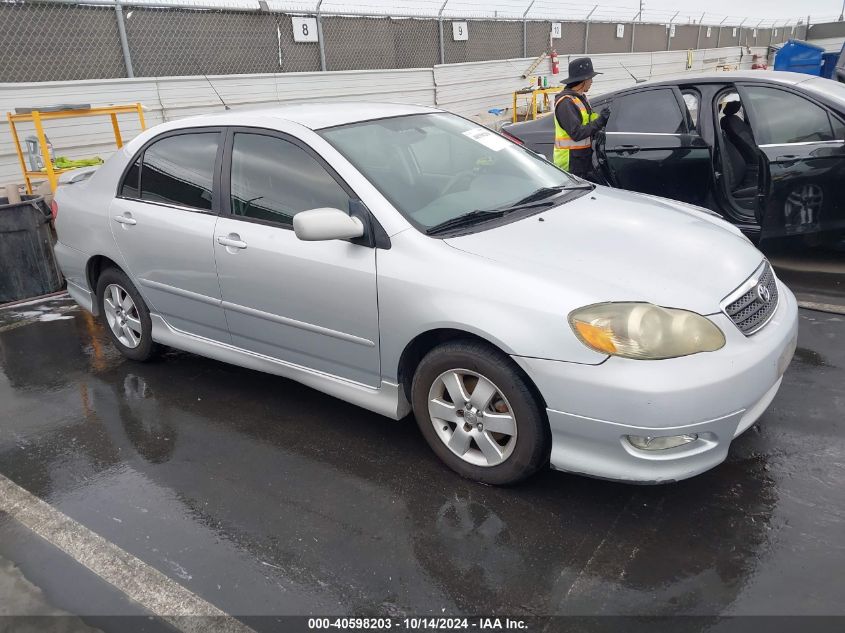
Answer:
[669,24,676,37]
[706,26,712,37]
[292,17,318,43]
[452,22,468,41]
[753,28,757,37]
[616,24,624,38]
[551,23,562,39]
[732,27,738,37]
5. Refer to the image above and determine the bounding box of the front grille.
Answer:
[722,261,779,335]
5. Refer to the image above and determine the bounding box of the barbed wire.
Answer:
[1,0,824,26]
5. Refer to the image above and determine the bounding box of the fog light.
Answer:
[626,434,698,451]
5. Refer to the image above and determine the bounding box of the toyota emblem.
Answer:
[757,283,771,303]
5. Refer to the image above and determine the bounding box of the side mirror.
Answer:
[293,208,365,242]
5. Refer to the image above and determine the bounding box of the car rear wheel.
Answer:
[96,267,159,362]
[411,340,549,485]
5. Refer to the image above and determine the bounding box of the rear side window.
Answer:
[119,132,220,211]
[607,89,686,134]
[141,133,219,210]
[742,86,834,144]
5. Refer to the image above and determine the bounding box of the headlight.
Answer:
[568,302,725,360]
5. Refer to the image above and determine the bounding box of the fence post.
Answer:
[666,11,678,51]
[316,0,327,71]
[696,12,704,49]
[630,16,636,53]
[584,5,597,54]
[522,0,535,58]
[438,0,448,65]
[716,16,727,48]
[114,0,134,78]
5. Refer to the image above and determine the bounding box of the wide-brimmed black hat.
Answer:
[561,57,601,85]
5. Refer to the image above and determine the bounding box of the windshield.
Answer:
[319,113,579,231]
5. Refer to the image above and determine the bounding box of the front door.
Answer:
[738,83,845,241]
[598,87,711,205]
[110,129,230,342]
[213,129,381,388]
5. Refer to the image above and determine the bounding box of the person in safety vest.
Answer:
[554,57,611,180]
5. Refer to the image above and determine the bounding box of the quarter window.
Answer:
[139,133,219,211]
[607,89,686,134]
[742,87,835,144]
[229,133,351,227]
[682,90,700,130]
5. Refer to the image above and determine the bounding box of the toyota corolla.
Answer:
[53,104,798,484]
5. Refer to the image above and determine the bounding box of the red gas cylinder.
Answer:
[550,50,559,75]
[752,54,768,70]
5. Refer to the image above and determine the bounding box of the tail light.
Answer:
[500,129,524,145]
[50,199,58,220]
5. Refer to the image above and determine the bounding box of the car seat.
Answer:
[720,101,758,164]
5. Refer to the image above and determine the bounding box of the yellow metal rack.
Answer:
[511,86,560,124]
[6,103,146,194]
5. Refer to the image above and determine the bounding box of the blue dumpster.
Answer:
[774,39,824,76]
[821,51,839,79]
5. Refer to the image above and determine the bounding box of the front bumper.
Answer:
[513,283,798,483]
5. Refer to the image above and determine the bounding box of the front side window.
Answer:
[229,133,351,227]
[320,113,579,231]
[139,133,219,211]
[742,86,835,145]
[607,89,686,134]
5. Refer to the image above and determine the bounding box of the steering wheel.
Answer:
[439,168,478,197]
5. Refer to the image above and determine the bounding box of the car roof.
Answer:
[596,70,813,98]
[170,102,439,131]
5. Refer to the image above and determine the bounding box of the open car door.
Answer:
[597,86,711,206]
[738,83,845,242]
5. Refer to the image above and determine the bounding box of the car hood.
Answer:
[444,186,763,315]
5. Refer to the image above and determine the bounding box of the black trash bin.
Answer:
[0,195,63,303]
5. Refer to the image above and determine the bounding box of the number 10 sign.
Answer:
[292,17,319,42]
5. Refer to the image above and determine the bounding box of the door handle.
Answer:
[113,214,136,226]
[612,144,640,154]
[776,154,799,165]
[217,234,247,249]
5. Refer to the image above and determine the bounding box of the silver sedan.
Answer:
[54,103,798,484]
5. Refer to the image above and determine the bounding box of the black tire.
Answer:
[411,340,550,485]
[96,267,159,362]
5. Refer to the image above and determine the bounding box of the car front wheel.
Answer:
[411,341,549,485]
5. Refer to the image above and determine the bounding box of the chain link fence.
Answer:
[0,0,814,82]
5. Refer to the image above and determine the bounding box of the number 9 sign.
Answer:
[452,22,468,41]
[292,17,319,43]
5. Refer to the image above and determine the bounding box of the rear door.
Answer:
[599,86,711,204]
[110,129,230,342]
[738,83,845,240]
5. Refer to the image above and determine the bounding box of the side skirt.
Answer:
[149,314,411,420]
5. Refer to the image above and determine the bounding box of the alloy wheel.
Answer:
[103,283,143,349]
[428,369,517,467]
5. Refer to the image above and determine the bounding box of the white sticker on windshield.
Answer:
[462,128,510,152]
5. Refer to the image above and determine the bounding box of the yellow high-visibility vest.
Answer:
[553,94,598,171]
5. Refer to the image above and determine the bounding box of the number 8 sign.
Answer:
[292,17,319,43]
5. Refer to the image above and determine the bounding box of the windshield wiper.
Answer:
[511,183,594,206]
[425,209,509,235]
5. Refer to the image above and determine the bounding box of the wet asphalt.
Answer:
[0,295,843,627]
